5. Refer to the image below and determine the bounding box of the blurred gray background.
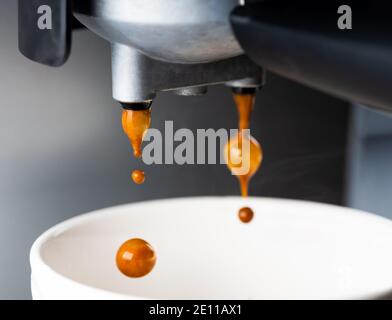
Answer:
[1,1,392,299]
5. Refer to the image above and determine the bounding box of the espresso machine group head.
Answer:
[18,0,265,110]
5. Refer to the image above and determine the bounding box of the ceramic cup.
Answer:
[30,197,392,299]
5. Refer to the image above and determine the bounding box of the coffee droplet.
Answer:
[116,238,156,278]
[224,133,263,197]
[238,207,254,223]
[132,170,145,185]
[122,108,151,158]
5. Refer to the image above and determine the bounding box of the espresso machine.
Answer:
[18,0,392,112]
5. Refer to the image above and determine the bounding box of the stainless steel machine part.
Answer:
[74,0,263,104]
[112,44,263,103]
[174,86,208,97]
[73,0,243,64]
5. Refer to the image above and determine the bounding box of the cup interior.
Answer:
[31,197,392,299]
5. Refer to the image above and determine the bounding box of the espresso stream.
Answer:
[225,91,263,223]
[122,108,151,184]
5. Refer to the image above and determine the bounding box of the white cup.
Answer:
[30,197,392,300]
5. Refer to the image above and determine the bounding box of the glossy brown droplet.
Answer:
[131,169,145,185]
[116,238,156,278]
[238,207,254,223]
[224,133,262,197]
[122,108,151,158]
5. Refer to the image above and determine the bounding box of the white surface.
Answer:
[30,197,392,300]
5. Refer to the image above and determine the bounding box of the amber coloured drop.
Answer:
[116,238,156,278]
[238,207,254,223]
[131,169,145,185]
[122,108,151,158]
[224,133,262,197]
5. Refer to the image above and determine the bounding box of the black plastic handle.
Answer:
[18,0,72,67]
[231,1,392,112]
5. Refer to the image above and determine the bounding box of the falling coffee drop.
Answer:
[224,133,262,197]
[132,169,145,185]
[238,207,254,223]
[122,108,151,158]
[116,238,156,278]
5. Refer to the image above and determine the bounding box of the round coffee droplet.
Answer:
[116,238,156,278]
[224,134,262,197]
[238,207,254,223]
[132,170,145,184]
